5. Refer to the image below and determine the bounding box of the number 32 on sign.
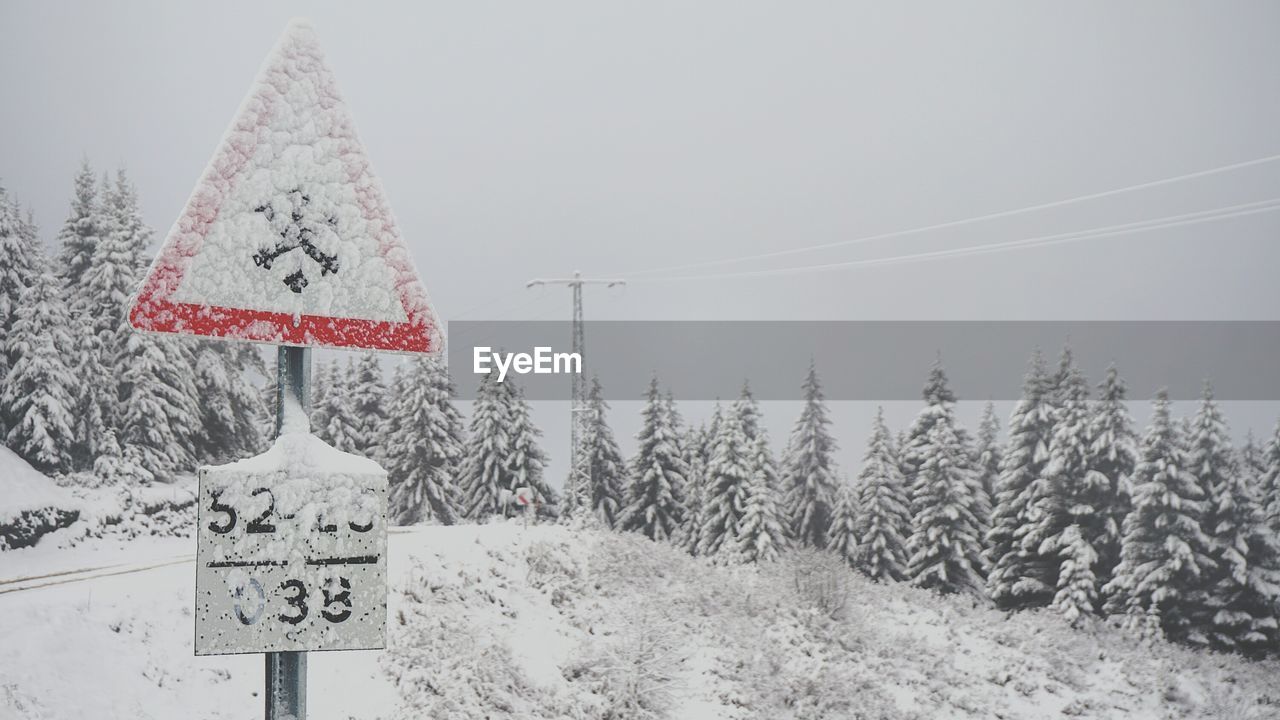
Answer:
[194,435,387,655]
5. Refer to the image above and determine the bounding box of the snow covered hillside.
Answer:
[2,523,1277,719]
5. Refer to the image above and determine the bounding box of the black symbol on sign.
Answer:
[322,577,353,623]
[252,188,340,294]
[279,579,309,625]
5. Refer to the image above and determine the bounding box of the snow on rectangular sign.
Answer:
[195,433,387,655]
[128,20,442,354]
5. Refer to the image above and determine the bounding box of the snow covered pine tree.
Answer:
[737,425,787,562]
[1,256,78,474]
[680,404,721,548]
[1104,389,1216,644]
[1239,430,1267,492]
[504,380,555,515]
[350,352,389,462]
[679,422,709,555]
[726,383,786,560]
[458,372,513,520]
[1192,383,1280,655]
[973,402,1001,527]
[827,481,859,570]
[1262,420,1280,535]
[192,342,266,464]
[854,408,911,582]
[0,184,39,392]
[1021,351,1105,623]
[904,359,986,595]
[987,351,1056,608]
[62,168,118,469]
[1085,364,1138,605]
[315,359,360,452]
[698,402,753,558]
[114,328,201,479]
[106,173,202,479]
[386,356,465,526]
[782,363,838,548]
[621,377,685,537]
[581,376,627,528]
[54,160,103,305]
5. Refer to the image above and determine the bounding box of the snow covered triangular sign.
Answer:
[129,20,442,354]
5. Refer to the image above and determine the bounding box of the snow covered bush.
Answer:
[383,534,575,720]
[104,484,197,539]
[40,481,198,547]
[737,614,903,720]
[787,547,851,620]
[0,506,80,551]
[0,446,80,550]
[566,602,685,720]
[385,604,568,720]
[526,537,587,609]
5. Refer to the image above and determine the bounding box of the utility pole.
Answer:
[526,271,625,514]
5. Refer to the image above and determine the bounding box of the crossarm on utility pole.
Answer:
[525,278,626,289]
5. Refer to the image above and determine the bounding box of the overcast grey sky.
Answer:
[2,1,1278,479]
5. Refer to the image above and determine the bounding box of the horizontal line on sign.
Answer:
[305,555,379,566]
[206,560,289,568]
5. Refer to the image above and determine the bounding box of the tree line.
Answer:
[0,163,265,484]
[4,162,1279,658]
[357,341,1280,659]
[610,353,1280,659]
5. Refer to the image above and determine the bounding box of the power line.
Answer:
[448,286,529,321]
[627,198,1280,283]
[614,152,1280,278]
[444,289,560,353]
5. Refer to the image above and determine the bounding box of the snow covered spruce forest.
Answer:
[4,162,1280,718]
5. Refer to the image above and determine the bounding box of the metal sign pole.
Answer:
[266,650,306,719]
[268,345,311,720]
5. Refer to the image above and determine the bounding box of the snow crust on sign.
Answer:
[0,445,76,519]
[219,430,382,476]
[196,430,387,654]
[131,19,442,353]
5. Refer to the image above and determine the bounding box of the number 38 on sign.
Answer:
[195,434,387,655]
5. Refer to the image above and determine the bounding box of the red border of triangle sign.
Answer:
[128,20,443,355]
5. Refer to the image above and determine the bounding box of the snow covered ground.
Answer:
[2,522,1278,719]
